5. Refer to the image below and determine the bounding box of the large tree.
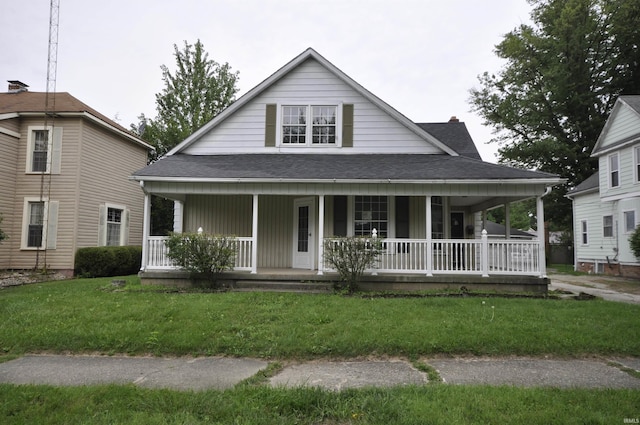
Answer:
[470,0,640,229]
[135,40,240,234]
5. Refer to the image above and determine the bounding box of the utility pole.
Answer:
[35,0,60,270]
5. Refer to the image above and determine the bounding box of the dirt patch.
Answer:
[549,273,640,295]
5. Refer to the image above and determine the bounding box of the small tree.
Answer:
[0,214,7,244]
[629,226,640,259]
[165,232,236,285]
[324,236,384,294]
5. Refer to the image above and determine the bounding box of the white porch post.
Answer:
[536,194,547,278]
[173,200,184,233]
[426,196,433,276]
[481,229,489,277]
[317,194,325,275]
[141,189,151,272]
[251,194,259,274]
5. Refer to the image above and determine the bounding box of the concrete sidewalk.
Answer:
[1,354,639,391]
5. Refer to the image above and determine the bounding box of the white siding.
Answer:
[183,59,444,155]
[573,191,640,265]
[599,142,640,200]
[598,105,640,149]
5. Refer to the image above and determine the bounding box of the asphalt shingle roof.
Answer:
[568,171,599,196]
[133,153,558,181]
[416,122,482,160]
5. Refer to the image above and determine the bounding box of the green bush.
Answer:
[324,236,384,293]
[164,232,236,282]
[74,246,142,278]
[629,226,640,259]
[0,213,7,244]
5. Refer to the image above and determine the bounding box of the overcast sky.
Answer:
[2,0,533,162]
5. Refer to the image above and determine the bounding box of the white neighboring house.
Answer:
[567,95,640,278]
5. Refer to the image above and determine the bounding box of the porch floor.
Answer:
[140,268,549,294]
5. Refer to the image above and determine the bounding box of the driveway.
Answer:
[548,272,640,304]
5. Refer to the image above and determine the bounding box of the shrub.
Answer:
[164,232,236,283]
[629,226,640,259]
[0,213,7,244]
[324,236,384,293]
[75,246,142,278]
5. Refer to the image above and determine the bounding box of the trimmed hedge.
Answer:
[74,246,142,278]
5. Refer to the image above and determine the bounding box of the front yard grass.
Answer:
[1,275,639,424]
[1,275,639,358]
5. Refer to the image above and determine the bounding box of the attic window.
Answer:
[281,105,337,145]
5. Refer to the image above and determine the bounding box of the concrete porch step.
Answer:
[232,280,333,293]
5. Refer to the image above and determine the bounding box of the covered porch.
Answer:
[137,177,551,288]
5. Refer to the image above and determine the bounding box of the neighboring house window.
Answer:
[432,196,444,239]
[635,146,640,183]
[27,202,45,247]
[354,196,388,237]
[624,211,636,233]
[581,220,588,245]
[31,130,49,172]
[26,126,61,174]
[281,105,337,145]
[609,153,619,188]
[107,208,123,246]
[20,197,58,250]
[603,215,613,237]
[99,204,129,246]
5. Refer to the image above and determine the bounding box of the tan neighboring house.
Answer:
[0,81,153,275]
[132,48,564,291]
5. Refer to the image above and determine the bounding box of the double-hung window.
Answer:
[609,153,619,188]
[354,196,388,238]
[635,146,640,183]
[603,215,614,238]
[281,105,337,145]
[27,201,45,247]
[106,208,123,246]
[624,211,636,233]
[27,128,51,173]
[581,220,588,245]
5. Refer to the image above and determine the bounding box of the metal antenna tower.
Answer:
[35,0,60,270]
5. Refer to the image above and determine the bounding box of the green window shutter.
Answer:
[342,104,354,148]
[98,204,106,246]
[46,201,59,249]
[265,104,277,147]
[333,196,348,236]
[51,127,63,174]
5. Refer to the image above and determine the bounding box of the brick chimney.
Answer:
[448,116,459,123]
[7,80,29,93]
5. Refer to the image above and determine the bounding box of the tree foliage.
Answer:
[138,39,240,159]
[132,40,240,235]
[470,0,640,229]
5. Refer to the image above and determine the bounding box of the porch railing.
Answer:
[145,236,253,271]
[144,234,541,276]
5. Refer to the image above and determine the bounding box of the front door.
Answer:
[292,198,315,269]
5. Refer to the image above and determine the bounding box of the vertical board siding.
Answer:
[182,59,442,155]
[183,195,252,236]
[257,195,293,268]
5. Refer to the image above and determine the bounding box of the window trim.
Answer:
[635,146,640,184]
[21,197,49,249]
[608,153,619,189]
[276,103,342,147]
[623,210,636,234]
[26,125,53,174]
[99,203,128,247]
[580,219,588,245]
[603,215,614,238]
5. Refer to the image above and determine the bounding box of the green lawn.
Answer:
[1,275,639,424]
